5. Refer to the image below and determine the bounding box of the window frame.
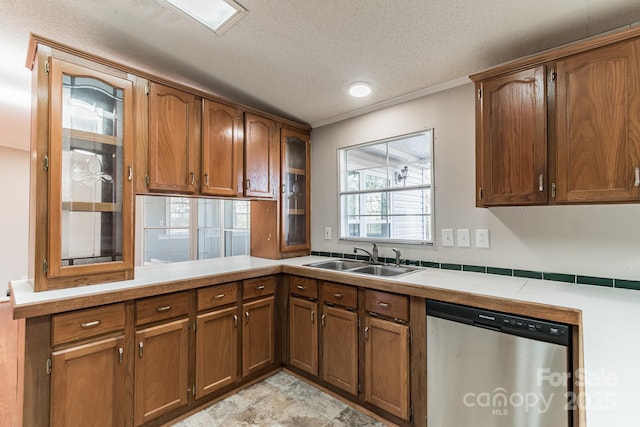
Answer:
[136,196,250,265]
[337,129,435,245]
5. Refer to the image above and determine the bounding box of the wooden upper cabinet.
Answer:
[280,128,311,252]
[554,39,640,203]
[477,66,547,206]
[201,99,243,196]
[244,113,279,199]
[147,82,200,193]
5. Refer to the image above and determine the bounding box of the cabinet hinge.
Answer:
[43,155,49,171]
[44,60,50,74]
[42,259,48,274]
[46,357,52,375]
[551,68,556,81]
[477,88,482,99]
[144,83,149,96]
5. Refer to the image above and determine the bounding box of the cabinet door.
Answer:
[195,306,239,399]
[280,128,311,252]
[478,66,547,206]
[555,40,640,202]
[289,297,318,375]
[364,316,409,420]
[135,318,189,426]
[321,305,358,395]
[46,58,134,286]
[242,296,275,376]
[201,99,243,196]
[244,113,279,199]
[51,336,125,427]
[148,82,199,193]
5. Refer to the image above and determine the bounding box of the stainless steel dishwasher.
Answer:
[426,300,572,427]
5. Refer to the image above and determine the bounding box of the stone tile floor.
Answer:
[171,371,387,426]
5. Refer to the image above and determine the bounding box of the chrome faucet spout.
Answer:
[353,243,379,263]
[392,248,401,267]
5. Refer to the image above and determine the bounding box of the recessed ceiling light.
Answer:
[163,0,247,35]
[348,82,372,98]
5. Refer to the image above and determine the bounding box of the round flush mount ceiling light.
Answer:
[348,82,372,97]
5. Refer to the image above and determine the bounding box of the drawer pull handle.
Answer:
[138,342,144,357]
[156,305,172,313]
[255,285,266,291]
[311,311,315,323]
[296,285,307,290]
[333,293,344,299]
[204,174,209,187]
[127,166,133,181]
[80,320,101,329]
[538,174,544,192]
[378,302,391,309]
[635,167,640,187]
[190,172,195,185]
[245,312,250,324]
[233,315,238,328]
[118,347,124,365]
[364,326,369,340]
[321,313,326,327]
[214,294,225,300]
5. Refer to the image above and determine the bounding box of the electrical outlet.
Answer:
[442,229,454,247]
[457,229,470,247]
[476,229,490,248]
[324,227,332,240]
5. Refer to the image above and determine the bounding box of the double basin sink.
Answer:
[304,259,418,277]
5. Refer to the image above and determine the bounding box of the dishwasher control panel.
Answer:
[427,300,570,346]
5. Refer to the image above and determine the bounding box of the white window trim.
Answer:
[337,129,435,245]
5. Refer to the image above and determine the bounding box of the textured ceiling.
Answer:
[1,0,640,150]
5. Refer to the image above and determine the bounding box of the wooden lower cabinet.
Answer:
[364,316,410,420]
[195,306,239,399]
[289,297,318,375]
[321,305,358,395]
[242,296,275,376]
[50,335,126,427]
[134,318,190,426]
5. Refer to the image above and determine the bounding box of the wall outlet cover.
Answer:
[457,229,470,247]
[324,227,331,240]
[442,229,454,247]
[476,229,490,248]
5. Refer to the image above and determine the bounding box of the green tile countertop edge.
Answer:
[310,251,640,291]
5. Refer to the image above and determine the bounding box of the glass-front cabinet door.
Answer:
[280,128,310,252]
[47,58,134,283]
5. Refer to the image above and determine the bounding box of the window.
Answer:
[139,196,250,264]
[338,130,434,244]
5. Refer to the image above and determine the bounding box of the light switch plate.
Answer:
[442,229,454,247]
[324,227,331,240]
[476,229,490,248]
[457,229,470,247]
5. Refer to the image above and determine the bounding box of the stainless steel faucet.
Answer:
[353,242,379,263]
[392,248,401,267]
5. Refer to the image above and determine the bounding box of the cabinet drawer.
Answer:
[242,276,276,301]
[289,276,317,299]
[365,290,409,322]
[321,282,357,309]
[52,303,125,346]
[136,291,189,326]
[197,282,239,311]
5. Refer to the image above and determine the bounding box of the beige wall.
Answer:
[310,83,640,280]
[0,146,29,297]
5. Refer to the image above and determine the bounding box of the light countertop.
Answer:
[11,255,640,427]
